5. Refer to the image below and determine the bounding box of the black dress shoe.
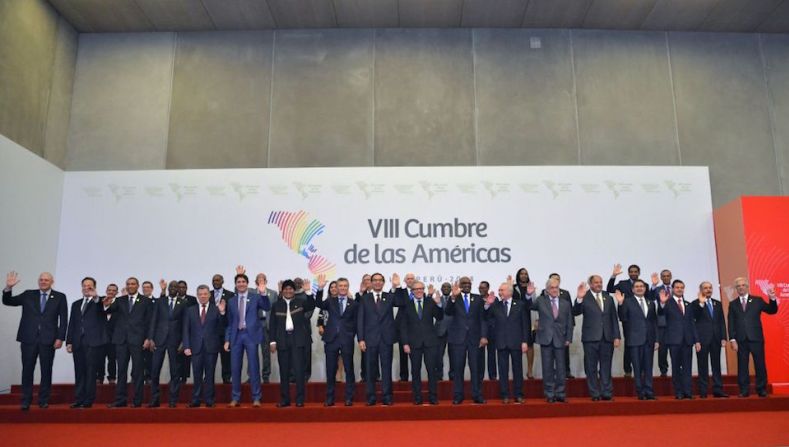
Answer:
[758,392,768,398]
[660,373,668,377]
[366,400,376,406]
[276,402,291,408]
[168,403,177,408]
[132,403,142,408]
[473,398,486,404]
[684,395,694,400]
[738,392,750,398]
[675,395,683,400]
[70,403,83,409]
[38,403,49,409]
[382,400,393,406]
[188,402,201,408]
[82,403,93,408]
[646,395,657,401]
[567,374,575,379]
[324,401,335,407]
[592,397,600,402]
[638,396,646,401]
[601,396,613,401]
[429,399,438,405]
[344,400,353,407]
[502,398,511,404]
[147,402,160,408]
[20,404,30,411]
[296,402,304,407]
[546,397,555,403]
[206,403,215,408]
[452,399,463,405]
[107,402,127,408]
[713,392,729,398]
[699,394,708,399]
[515,397,524,404]
[413,400,423,406]
[555,397,566,403]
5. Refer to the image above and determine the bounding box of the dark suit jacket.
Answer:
[183,302,225,355]
[533,294,573,348]
[357,288,408,346]
[268,293,316,349]
[315,290,358,347]
[617,295,658,347]
[66,297,108,349]
[649,283,673,328]
[658,297,698,346]
[398,297,443,348]
[107,294,154,346]
[149,295,193,348]
[225,291,270,345]
[443,293,488,346]
[436,294,453,337]
[691,298,726,345]
[572,291,621,343]
[486,298,531,350]
[727,295,778,343]
[607,277,639,297]
[3,289,68,345]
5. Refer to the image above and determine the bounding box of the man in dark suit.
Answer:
[443,276,489,405]
[607,263,642,378]
[224,271,271,407]
[141,280,157,383]
[66,277,108,408]
[657,279,700,399]
[96,283,119,384]
[106,277,154,408]
[692,281,728,398]
[355,274,373,382]
[649,269,673,376]
[3,271,68,410]
[175,280,196,382]
[394,272,417,382]
[148,280,192,407]
[183,284,226,407]
[727,277,779,398]
[357,273,408,406]
[434,282,454,381]
[477,281,497,382]
[316,276,358,406]
[253,272,278,384]
[574,275,621,401]
[211,273,234,384]
[269,279,316,407]
[616,279,658,400]
[485,282,530,404]
[399,280,444,405]
[534,278,573,403]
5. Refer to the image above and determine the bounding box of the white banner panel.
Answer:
[52,166,719,382]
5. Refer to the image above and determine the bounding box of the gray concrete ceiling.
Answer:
[48,0,789,33]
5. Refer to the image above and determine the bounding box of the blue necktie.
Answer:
[463,294,470,312]
[40,292,47,312]
[707,299,713,318]
[339,297,345,314]
[169,298,175,316]
[417,299,423,319]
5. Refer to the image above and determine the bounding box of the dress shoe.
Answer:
[38,403,49,409]
[601,396,613,401]
[324,401,335,407]
[429,399,439,405]
[515,397,524,404]
[638,396,646,401]
[382,400,393,406]
[108,380,117,384]
[684,395,694,400]
[413,400,423,406]
[252,400,261,407]
[567,374,575,379]
[147,402,160,408]
[206,403,215,408]
[227,400,240,408]
[675,395,684,400]
[527,375,535,380]
[70,403,83,409]
[555,397,566,403]
[168,403,177,408]
[624,372,632,378]
[188,402,201,408]
[473,398,486,405]
[699,394,708,399]
[591,397,600,402]
[546,397,555,403]
[758,392,768,398]
[107,402,127,408]
[131,403,142,408]
[502,398,511,404]
[713,392,729,398]
[82,403,93,408]
[20,404,30,411]
[276,402,290,408]
[262,378,270,384]
[295,402,304,408]
[452,399,463,405]
[659,373,667,378]
[646,395,657,401]
[344,400,353,407]
[738,392,750,398]
[366,400,376,406]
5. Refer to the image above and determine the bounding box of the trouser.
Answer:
[73,341,99,405]
[449,343,483,401]
[114,342,145,405]
[191,348,218,405]
[326,342,355,402]
[629,343,655,398]
[583,341,614,398]
[278,343,306,404]
[436,335,452,380]
[737,340,768,395]
[657,327,669,374]
[497,348,523,399]
[260,340,271,381]
[365,343,393,403]
[150,344,183,404]
[20,342,55,406]
[540,344,567,399]
[143,348,153,381]
[565,344,572,375]
[697,341,723,396]
[622,322,632,374]
[478,343,498,380]
[398,342,409,381]
[231,330,260,402]
[219,343,231,383]
[95,342,116,381]
[409,345,439,402]
[668,344,693,397]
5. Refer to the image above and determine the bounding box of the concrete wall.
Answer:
[0,0,77,167]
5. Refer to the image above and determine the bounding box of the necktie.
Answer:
[239,295,246,329]
[639,297,647,317]
[677,298,685,315]
[169,297,175,314]
[741,297,746,311]
[285,300,294,331]
[506,300,510,316]
[552,298,559,319]
[128,295,134,313]
[200,304,207,324]
[81,297,88,315]
[463,294,470,312]
[707,299,713,318]
[376,293,381,308]
[596,293,604,311]
[417,299,423,319]
[339,297,346,314]
[40,292,47,312]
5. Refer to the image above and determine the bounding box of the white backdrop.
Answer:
[49,166,720,383]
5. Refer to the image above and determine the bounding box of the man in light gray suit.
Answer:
[533,278,573,403]
[254,272,278,383]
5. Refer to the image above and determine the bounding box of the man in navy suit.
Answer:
[210,274,234,384]
[106,277,155,408]
[3,271,68,411]
[727,277,779,398]
[607,263,641,377]
[316,276,358,406]
[649,269,673,376]
[534,278,573,403]
[399,280,444,405]
[66,277,108,408]
[357,273,408,406]
[616,279,658,400]
[183,285,226,407]
[691,281,728,398]
[657,279,700,399]
[148,280,192,407]
[574,275,621,401]
[443,276,489,405]
[485,282,530,404]
[224,271,271,407]
[96,283,119,384]
[434,282,454,381]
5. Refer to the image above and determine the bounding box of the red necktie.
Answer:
[677,299,685,315]
[200,304,207,324]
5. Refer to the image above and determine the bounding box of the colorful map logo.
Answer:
[268,211,336,279]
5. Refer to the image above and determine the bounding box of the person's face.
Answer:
[411,283,425,300]
[517,269,530,284]
[168,282,178,297]
[589,276,603,293]
[672,282,685,297]
[126,278,139,295]
[735,279,749,296]
[371,274,385,292]
[235,277,248,293]
[106,286,118,299]
[177,283,187,296]
[498,284,512,300]
[628,267,640,281]
[81,279,95,297]
[546,283,559,298]
[212,275,223,290]
[38,273,53,291]
[281,285,295,299]
[294,278,304,291]
[441,283,451,296]
[405,273,416,289]
[337,281,349,297]
[142,283,153,297]
[328,282,339,296]
[633,282,646,297]
[255,274,266,286]
[459,277,472,294]
[478,283,490,297]
[361,275,371,290]
[197,288,210,305]
[661,270,672,285]
[701,282,713,298]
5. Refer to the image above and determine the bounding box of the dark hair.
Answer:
[178,280,187,286]
[82,277,96,287]
[336,277,349,284]
[328,281,338,297]
[628,264,641,273]
[548,273,561,280]
[107,283,118,290]
[370,273,385,282]
[234,274,249,284]
[671,279,685,287]
[281,279,296,290]
[515,268,530,284]
[196,284,210,293]
[479,281,490,288]
[126,277,139,284]
[142,281,153,287]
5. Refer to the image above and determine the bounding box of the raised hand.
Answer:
[485,292,496,305]
[658,288,669,304]
[359,280,366,294]
[217,299,226,314]
[451,281,461,297]
[526,281,535,296]
[576,282,588,300]
[651,272,659,287]
[432,291,441,305]
[235,265,246,275]
[5,271,20,289]
[612,263,623,277]
[302,278,312,292]
[767,284,776,297]
[317,273,327,290]
[698,291,707,305]
[121,287,128,296]
[391,273,401,289]
[159,279,167,291]
[614,290,625,305]
[427,284,435,297]
[506,275,514,285]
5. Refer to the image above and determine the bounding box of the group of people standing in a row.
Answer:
[2,263,778,410]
